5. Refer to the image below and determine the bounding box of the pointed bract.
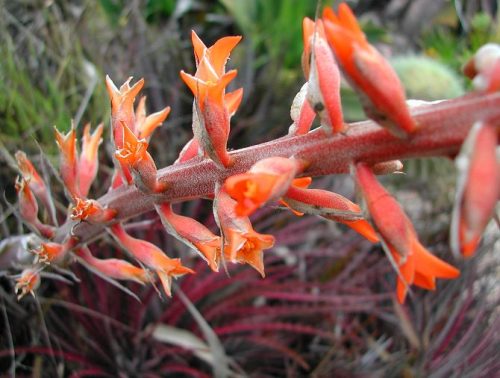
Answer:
[55,125,80,199]
[79,123,103,197]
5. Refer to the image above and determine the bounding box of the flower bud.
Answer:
[76,247,148,284]
[225,157,307,216]
[302,18,344,134]
[156,203,220,271]
[214,189,275,277]
[323,4,416,138]
[283,185,378,243]
[355,162,459,303]
[110,223,193,297]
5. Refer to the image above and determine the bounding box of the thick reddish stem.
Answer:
[55,92,500,245]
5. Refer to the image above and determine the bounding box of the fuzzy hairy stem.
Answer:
[56,92,500,246]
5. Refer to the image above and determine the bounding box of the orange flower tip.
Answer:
[342,219,379,243]
[33,242,66,264]
[225,88,244,116]
[191,30,207,63]
[461,241,478,258]
[15,269,41,300]
[70,198,117,223]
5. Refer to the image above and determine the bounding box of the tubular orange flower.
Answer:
[302,18,344,134]
[453,122,500,257]
[283,185,379,243]
[78,123,103,198]
[180,31,242,168]
[322,3,416,138]
[55,125,80,199]
[75,246,148,284]
[214,189,275,277]
[156,203,220,272]
[15,176,54,238]
[355,162,459,303]
[224,157,307,216]
[109,223,194,297]
[15,151,52,213]
[70,198,117,224]
[15,268,41,300]
[115,123,167,193]
[33,241,68,264]
[105,76,144,147]
[181,69,238,167]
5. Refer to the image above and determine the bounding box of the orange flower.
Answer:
[105,76,144,147]
[55,125,79,198]
[110,223,194,297]
[283,185,379,243]
[70,198,116,224]
[453,122,500,257]
[180,32,242,168]
[322,4,416,138]
[76,247,148,284]
[115,123,167,193]
[225,157,306,216]
[33,242,68,264]
[78,123,103,197]
[355,162,459,303]
[302,18,344,134]
[156,203,220,272]
[15,176,54,238]
[15,268,41,300]
[214,189,275,277]
[15,151,50,211]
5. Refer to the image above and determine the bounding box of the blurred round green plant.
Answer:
[391,55,464,101]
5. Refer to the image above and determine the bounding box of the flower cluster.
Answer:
[11,3,499,303]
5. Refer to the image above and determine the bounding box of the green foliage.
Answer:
[421,10,500,74]
[219,0,318,70]
[0,3,109,148]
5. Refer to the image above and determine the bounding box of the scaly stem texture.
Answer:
[55,92,500,246]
